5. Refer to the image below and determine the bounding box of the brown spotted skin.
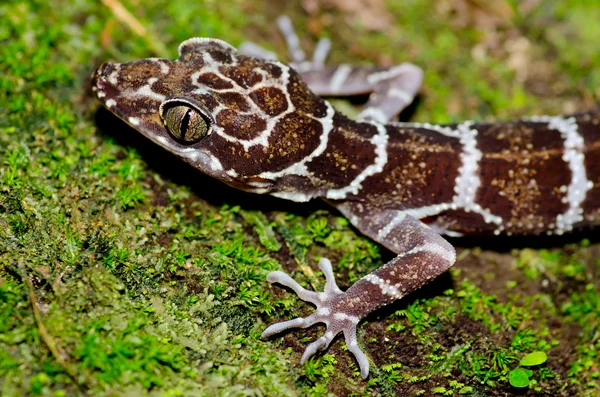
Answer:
[93,44,600,237]
[580,113,600,224]
[93,37,600,378]
[471,120,570,234]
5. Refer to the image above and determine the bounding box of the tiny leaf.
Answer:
[520,351,547,367]
[509,368,530,388]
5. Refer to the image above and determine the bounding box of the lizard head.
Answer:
[93,38,333,198]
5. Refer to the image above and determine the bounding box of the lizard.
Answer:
[92,20,600,378]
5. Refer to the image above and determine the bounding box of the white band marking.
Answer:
[528,115,592,234]
[326,122,389,200]
[373,121,503,237]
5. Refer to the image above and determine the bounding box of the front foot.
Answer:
[262,258,370,378]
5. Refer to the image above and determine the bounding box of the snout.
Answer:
[96,62,116,77]
[91,62,124,109]
[92,62,111,86]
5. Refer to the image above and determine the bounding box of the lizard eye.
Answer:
[160,101,211,144]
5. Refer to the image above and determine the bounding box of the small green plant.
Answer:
[508,351,548,388]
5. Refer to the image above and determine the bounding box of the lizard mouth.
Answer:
[92,62,112,85]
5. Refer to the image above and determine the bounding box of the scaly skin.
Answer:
[92,37,599,377]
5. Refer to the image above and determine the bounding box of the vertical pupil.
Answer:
[180,108,191,141]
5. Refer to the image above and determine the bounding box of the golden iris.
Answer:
[162,105,209,143]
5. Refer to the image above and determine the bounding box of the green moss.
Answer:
[561,284,600,392]
[1,0,598,395]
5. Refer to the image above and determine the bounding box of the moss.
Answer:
[1,0,599,395]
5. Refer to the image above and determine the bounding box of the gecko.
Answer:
[92,18,600,378]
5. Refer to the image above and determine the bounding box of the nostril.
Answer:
[98,62,115,77]
[95,77,106,91]
[92,62,116,92]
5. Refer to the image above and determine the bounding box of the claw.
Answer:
[311,38,331,68]
[263,258,371,378]
[266,271,322,305]
[262,312,322,338]
[276,15,306,64]
[301,336,329,363]
[344,326,369,378]
[318,258,342,295]
[261,318,305,338]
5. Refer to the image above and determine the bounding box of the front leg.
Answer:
[262,216,456,378]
